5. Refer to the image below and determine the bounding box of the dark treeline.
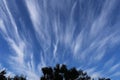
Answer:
[0,64,110,80]
[41,64,110,80]
[0,70,26,80]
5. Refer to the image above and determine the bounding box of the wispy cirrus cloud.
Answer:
[90,0,116,37]
[0,0,25,65]
[0,0,40,80]
[25,0,120,79]
[0,0,120,80]
[72,0,120,63]
[109,63,120,73]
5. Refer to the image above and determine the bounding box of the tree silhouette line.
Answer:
[0,70,26,80]
[0,64,110,80]
[41,64,110,80]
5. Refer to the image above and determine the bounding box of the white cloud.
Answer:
[85,67,96,74]
[25,0,40,30]
[0,1,41,80]
[25,0,52,50]
[93,50,105,61]
[1,0,120,80]
[73,31,83,55]
[91,71,102,79]
[53,40,58,58]
[5,71,15,78]
[90,0,116,37]
[112,72,120,77]
[109,63,120,72]
[103,57,115,69]
[0,19,7,34]
[7,38,24,64]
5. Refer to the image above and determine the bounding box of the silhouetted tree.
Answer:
[40,64,111,80]
[0,64,111,80]
[99,78,111,80]
[0,70,26,80]
[14,75,26,80]
[0,70,7,80]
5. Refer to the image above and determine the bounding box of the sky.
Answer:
[0,0,120,80]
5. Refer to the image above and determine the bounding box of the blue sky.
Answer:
[0,0,120,80]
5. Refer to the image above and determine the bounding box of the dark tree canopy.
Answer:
[0,70,26,80]
[0,64,111,80]
[40,64,111,80]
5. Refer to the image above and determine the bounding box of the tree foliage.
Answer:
[40,64,111,80]
[0,64,111,80]
[0,70,26,80]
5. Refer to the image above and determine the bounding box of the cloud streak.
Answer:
[0,0,40,80]
[0,0,120,80]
